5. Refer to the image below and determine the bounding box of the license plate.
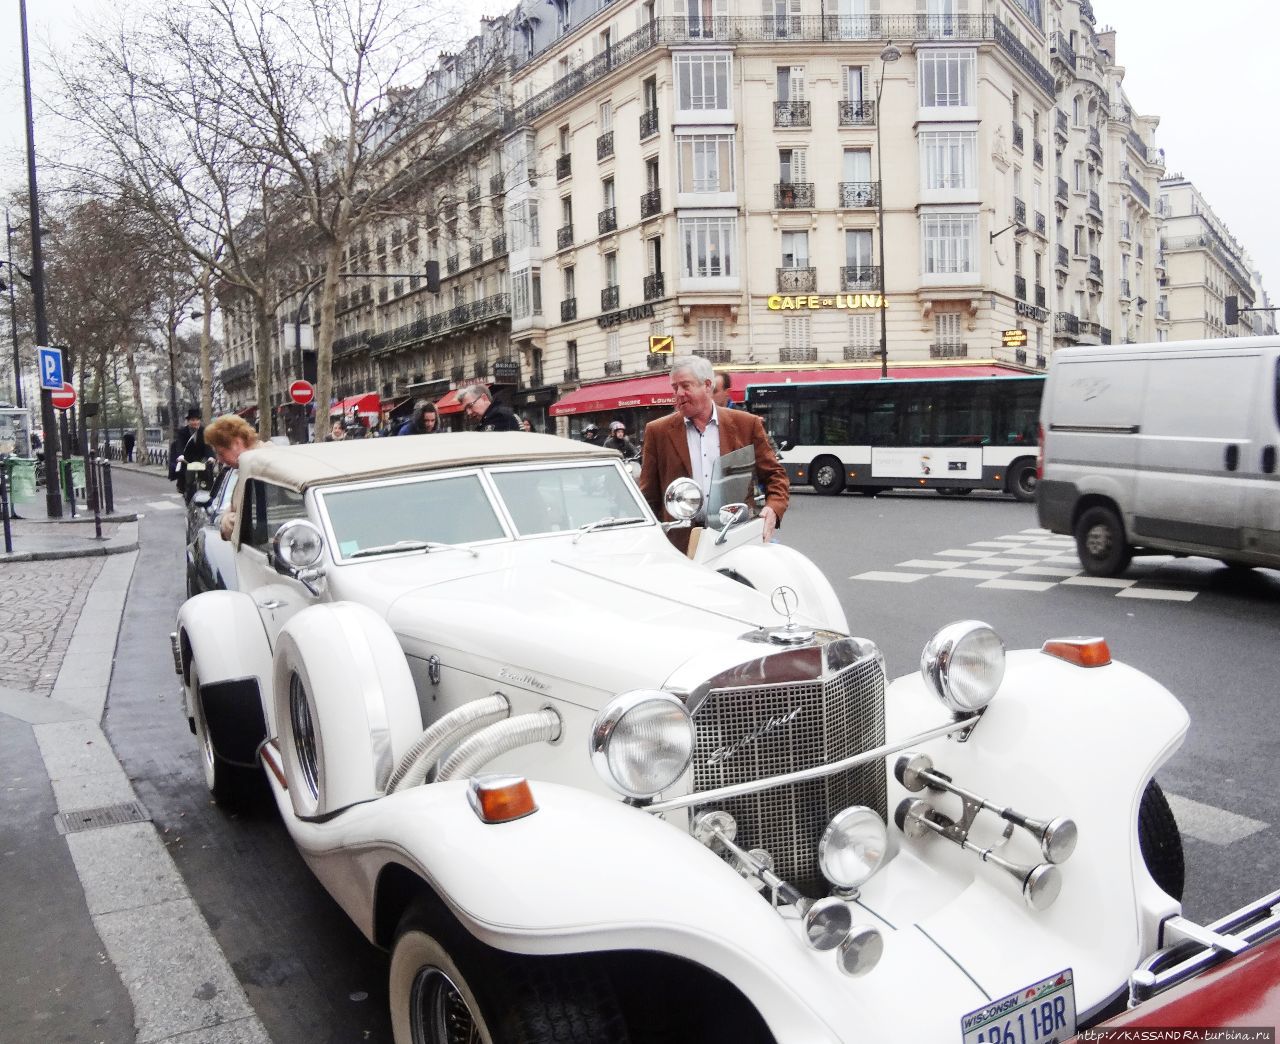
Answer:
[960,968,1076,1044]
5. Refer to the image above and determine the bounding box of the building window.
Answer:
[919,49,975,108]
[607,329,621,365]
[678,134,734,192]
[776,65,805,101]
[935,312,963,347]
[563,266,576,298]
[842,65,866,102]
[698,318,724,354]
[604,250,618,287]
[599,99,613,132]
[847,313,876,351]
[783,314,811,353]
[679,215,736,277]
[921,211,978,275]
[508,200,540,251]
[779,148,806,184]
[919,129,976,190]
[845,229,873,269]
[602,177,616,209]
[781,229,809,268]
[674,53,732,111]
[512,268,533,319]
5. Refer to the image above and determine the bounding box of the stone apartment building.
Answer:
[216,0,1270,433]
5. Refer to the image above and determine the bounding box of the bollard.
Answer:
[1,461,12,554]
[100,458,114,514]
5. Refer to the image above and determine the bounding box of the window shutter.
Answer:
[790,66,806,100]
[793,148,808,183]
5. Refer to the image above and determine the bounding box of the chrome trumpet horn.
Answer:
[896,798,1063,911]
[894,751,1078,864]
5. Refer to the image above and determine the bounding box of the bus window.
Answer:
[997,381,1041,445]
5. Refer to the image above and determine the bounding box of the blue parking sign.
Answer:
[37,346,64,391]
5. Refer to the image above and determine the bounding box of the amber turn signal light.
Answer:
[467,774,538,824]
[1041,637,1112,668]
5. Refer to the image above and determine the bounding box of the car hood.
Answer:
[380,549,791,700]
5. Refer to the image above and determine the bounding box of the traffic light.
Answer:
[425,259,440,294]
[1225,295,1239,326]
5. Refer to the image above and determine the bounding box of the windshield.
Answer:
[489,463,648,537]
[321,472,506,559]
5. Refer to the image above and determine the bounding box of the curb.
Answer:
[1,520,142,565]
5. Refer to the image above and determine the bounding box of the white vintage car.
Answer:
[173,432,1193,1044]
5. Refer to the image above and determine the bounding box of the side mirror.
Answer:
[662,477,703,528]
[714,502,750,546]
[779,439,792,451]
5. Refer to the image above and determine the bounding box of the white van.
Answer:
[1037,336,1280,575]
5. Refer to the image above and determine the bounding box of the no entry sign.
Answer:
[51,382,76,410]
[288,380,315,406]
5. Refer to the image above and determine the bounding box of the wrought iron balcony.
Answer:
[1088,191,1102,216]
[598,207,617,235]
[490,173,504,195]
[452,365,465,382]
[694,348,731,364]
[643,272,665,300]
[1088,255,1102,282]
[775,182,815,209]
[841,265,881,291]
[1015,274,1027,301]
[1056,110,1068,137]
[929,343,969,359]
[781,346,817,363]
[1035,284,1046,308]
[1056,177,1068,202]
[839,181,879,208]
[473,359,489,378]
[1050,31,1076,71]
[843,345,877,362]
[601,285,620,311]
[774,100,810,128]
[372,293,513,354]
[221,359,254,383]
[604,359,623,376]
[647,352,668,370]
[1100,327,1112,344]
[446,254,459,275]
[1033,141,1044,167]
[1012,124,1024,151]
[838,100,875,126]
[1056,311,1079,335]
[597,131,614,160]
[563,367,580,383]
[491,233,507,257]
[1014,198,1027,226]
[1120,278,1131,299]
[556,154,572,180]
[466,186,481,204]
[640,189,661,219]
[470,244,483,266]
[557,224,574,250]
[639,108,659,140]
[1035,211,1047,236]
[561,297,577,322]
[777,266,817,292]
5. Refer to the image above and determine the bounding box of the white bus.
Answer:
[745,374,1044,500]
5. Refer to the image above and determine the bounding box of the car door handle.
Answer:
[256,598,286,610]
[1263,446,1277,475]
[1224,444,1239,472]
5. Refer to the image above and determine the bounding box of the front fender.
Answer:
[710,541,849,633]
[176,590,272,724]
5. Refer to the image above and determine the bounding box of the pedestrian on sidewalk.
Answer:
[397,400,441,436]
[123,430,136,462]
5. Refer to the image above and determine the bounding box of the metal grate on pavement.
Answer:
[54,800,152,835]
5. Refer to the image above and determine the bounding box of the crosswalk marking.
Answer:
[850,570,929,583]
[935,550,990,559]
[1061,576,1134,589]
[935,568,1008,580]
[979,578,1058,592]
[1013,565,1081,577]
[1165,793,1268,846]
[146,500,183,512]
[1117,587,1199,602]
[896,559,969,569]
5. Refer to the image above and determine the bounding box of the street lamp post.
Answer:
[3,212,23,408]
[875,42,902,380]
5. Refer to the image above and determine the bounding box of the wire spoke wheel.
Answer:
[411,967,482,1044]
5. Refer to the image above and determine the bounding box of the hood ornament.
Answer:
[768,586,815,645]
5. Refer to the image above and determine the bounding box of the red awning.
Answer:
[381,396,410,414]
[434,388,464,415]
[330,392,380,418]
[550,363,1030,416]
[235,405,258,419]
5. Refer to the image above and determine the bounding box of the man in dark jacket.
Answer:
[168,408,213,502]
[458,385,520,431]
[604,421,639,459]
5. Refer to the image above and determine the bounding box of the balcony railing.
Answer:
[1033,141,1044,167]
[1012,124,1024,151]
[604,359,624,376]
[490,172,504,195]
[1056,311,1079,335]
[930,343,969,359]
[647,352,668,370]
[446,254,459,274]
[1088,190,1102,216]
[452,366,465,382]
[1055,109,1069,138]
[693,348,732,364]
[1119,220,1131,241]
[1087,126,1102,154]
[777,266,817,292]
[1015,274,1027,301]
[1120,278,1132,299]
[556,154,572,180]
[844,345,877,362]
[221,359,254,383]
[774,100,811,127]
[563,367,579,383]
[781,346,818,363]
[1014,197,1027,226]
[561,298,578,322]
[839,181,879,208]
[639,107,659,140]
[1035,283,1046,308]
[491,233,507,257]
[1050,31,1076,71]
[643,272,665,300]
[640,189,661,218]
[470,244,483,266]
[1035,211,1047,236]
[1056,177,1068,202]
[838,100,875,126]
[841,265,881,291]
[1100,327,1112,344]
[601,285,620,311]
[598,207,617,235]
[557,224,574,250]
[371,293,513,355]
[775,182,815,208]
[1088,255,1102,281]
[597,131,614,160]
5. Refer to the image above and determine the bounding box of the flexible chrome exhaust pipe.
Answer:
[435,710,562,782]
[386,694,509,794]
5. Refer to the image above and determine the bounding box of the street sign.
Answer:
[1001,329,1028,348]
[289,379,315,406]
[51,382,76,410]
[37,345,64,391]
[648,334,674,355]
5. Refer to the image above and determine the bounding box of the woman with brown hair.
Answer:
[202,415,262,539]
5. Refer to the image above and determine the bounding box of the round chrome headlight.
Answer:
[818,806,888,889]
[662,477,704,521]
[920,620,1006,714]
[590,690,694,799]
[272,519,325,569]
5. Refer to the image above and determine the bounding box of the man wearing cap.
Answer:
[458,385,521,432]
[168,408,214,502]
[639,355,788,552]
[603,421,639,460]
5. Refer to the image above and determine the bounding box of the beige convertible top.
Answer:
[238,432,617,492]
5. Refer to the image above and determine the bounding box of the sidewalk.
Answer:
[0,463,270,1042]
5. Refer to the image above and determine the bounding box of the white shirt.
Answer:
[683,407,722,503]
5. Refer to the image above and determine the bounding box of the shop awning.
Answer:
[381,396,410,415]
[330,393,381,418]
[549,363,1029,416]
[235,405,258,419]
[434,388,464,415]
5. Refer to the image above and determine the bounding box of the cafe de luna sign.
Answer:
[767,293,886,311]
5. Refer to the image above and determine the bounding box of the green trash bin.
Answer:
[61,458,87,504]
[5,457,37,504]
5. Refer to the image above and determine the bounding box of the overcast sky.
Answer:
[2,0,1276,299]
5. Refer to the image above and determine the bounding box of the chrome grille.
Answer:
[691,655,886,896]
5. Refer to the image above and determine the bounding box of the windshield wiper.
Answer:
[349,539,479,559]
[571,516,647,544]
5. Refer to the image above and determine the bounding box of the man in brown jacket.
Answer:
[639,356,789,551]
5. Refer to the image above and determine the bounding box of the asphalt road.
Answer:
[105,469,1280,1043]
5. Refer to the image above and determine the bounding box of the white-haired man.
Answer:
[639,355,789,551]
[457,385,520,431]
